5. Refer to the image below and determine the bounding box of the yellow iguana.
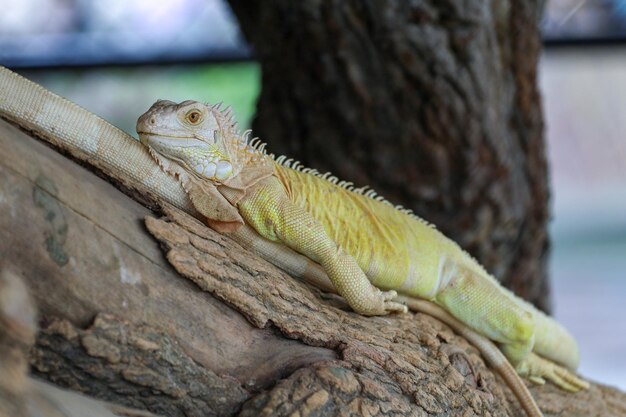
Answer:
[0,66,587,417]
[135,100,590,416]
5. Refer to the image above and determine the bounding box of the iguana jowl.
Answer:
[136,100,589,414]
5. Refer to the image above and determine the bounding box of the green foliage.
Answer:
[24,62,261,135]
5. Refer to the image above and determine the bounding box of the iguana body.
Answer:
[272,162,576,369]
[0,66,587,417]
[136,100,589,416]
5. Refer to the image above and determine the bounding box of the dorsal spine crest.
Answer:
[211,106,436,227]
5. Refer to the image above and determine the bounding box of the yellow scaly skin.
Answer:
[137,101,586,391]
[136,100,589,407]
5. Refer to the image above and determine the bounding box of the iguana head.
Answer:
[137,100,248,182]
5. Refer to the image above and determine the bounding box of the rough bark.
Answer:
[0,269,164,417]
[2,121,625,416]
[0,120,332,416]
[228,0,551,311]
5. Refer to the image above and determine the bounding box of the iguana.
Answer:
[136,99,590,415]
[0,66,587,417]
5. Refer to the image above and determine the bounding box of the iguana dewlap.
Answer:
[136,100,588,402]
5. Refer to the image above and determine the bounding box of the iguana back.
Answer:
[274,162,478,298]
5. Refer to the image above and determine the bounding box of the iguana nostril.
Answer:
[150,117,156,125]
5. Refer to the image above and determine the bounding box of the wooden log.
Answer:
[0,269,161,417]
[0,118,625,416]
[0,119,334,416]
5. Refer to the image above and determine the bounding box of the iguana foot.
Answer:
[381,290,408,314]
[516,353,589,392]
[355,289,407,316]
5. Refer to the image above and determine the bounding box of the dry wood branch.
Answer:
[1,120,625,416]
[0,120,332,416]
[0,269,164,417]
[146,207,626,417]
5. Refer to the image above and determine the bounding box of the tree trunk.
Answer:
[228,0,551,311]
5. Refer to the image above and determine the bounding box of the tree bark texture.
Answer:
[228,0,551,311]
[0,121,330,416]
[0,269,163,417]
[2,122,625,416]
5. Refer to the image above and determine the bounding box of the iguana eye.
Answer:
[186,110,203,125]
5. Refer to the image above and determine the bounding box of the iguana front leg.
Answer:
[237,177,406,316]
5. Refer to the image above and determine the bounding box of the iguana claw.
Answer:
[381,290,408,314]
[357,289,407,316]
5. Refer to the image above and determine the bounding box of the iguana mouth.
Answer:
[137,132,205,148]
[138,132,233,181]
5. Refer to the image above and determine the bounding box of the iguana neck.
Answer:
[211,108,272,179]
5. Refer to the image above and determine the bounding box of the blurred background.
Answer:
[0,0,624,390]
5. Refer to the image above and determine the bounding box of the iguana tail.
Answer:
[244,241,546,417]
[0,65,192,214]
[397,296,544,417]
